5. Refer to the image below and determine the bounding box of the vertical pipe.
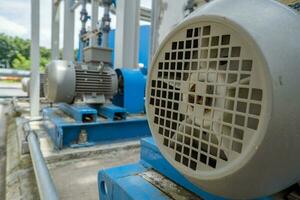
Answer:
[78,0,87,62]
[114,0,140,68]
[149,0,161,66]
[63,0,75,61]
[30,0,40,117]
[102,33,109,48]
[101,5,110,48]
[91,0,99,47]
[80,0,87,30]
[51,0,60,60]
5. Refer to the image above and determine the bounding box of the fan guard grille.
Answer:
[148,21,266,172]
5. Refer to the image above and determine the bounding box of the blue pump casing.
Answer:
[113,68,146,114]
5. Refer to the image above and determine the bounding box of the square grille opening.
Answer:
[149,22,264,171]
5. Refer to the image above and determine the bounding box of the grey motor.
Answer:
[21,74,45,97]
[147,0,300,199]
[44,60,118,104]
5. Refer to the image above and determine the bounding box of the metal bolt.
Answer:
[78,129,88,144]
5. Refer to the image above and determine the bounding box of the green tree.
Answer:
[0,33,51,72]
[11,53,31,70]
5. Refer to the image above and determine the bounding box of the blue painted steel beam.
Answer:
[58,103,97,123]
[96,104,127,120]
[42,107,151,149]
[99,164,169,200]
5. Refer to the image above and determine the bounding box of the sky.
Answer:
[0,0,151,48]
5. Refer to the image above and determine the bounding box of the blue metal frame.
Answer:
[96,104,126,120]
[58,103,97,123]
[98,137,274,200]
[99,164,169,200]
[42,105,151,149]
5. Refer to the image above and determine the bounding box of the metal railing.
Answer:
[0,69,30,78]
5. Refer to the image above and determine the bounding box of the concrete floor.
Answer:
[0,83,141,200]
[50,148,139,200]
[3,100,141,200]
[0,80,27,199]
[0,104,7,200]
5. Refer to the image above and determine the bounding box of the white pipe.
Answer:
[71,0,81,11]
[63,0,75,61]
[110,6,151,22]
[30,0,40,117]
[28,132,59,200]
[51,0,60,60]
[0,69,30,77]
[114,0,140,68]
[91,0,99,46]
[149,0,161,66]
[101,5,110,48]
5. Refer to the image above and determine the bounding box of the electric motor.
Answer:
[147,0,300,199]
[21,77,29,93]
[21,74,45,97]
[44,60,118,104]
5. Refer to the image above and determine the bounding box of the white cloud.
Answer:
[0,0,30,24]
[0,16,28,37]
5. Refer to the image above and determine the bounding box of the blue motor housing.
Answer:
[113,68,146,114]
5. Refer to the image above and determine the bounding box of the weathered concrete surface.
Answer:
[4,99,141,200]
[0,104,7,200]
[5,111,39,200]
[50,148,139,200]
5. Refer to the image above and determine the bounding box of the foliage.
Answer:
[11,53,31,70]
[0,33,51,72]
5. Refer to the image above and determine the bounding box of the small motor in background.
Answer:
[21,74,45,97]
[44,60,118,104]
